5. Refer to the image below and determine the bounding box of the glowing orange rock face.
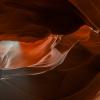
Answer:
[0,35,56,68]
[73,25,91,41]
[69,25,100,54]
[0,34,69,70]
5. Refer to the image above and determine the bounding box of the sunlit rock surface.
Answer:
[0,26,99,100]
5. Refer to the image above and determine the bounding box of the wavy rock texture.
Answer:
[0,1,99,100]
